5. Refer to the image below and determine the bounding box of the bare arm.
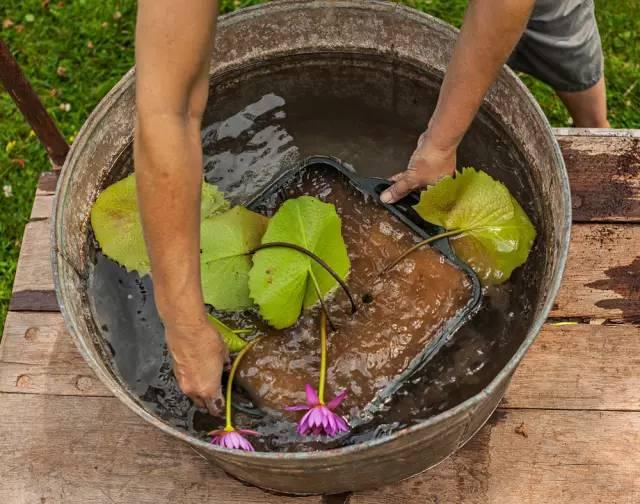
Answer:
[135,0,226,413]
[381,0,535,203]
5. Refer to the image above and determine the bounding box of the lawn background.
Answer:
[1,0,638,329]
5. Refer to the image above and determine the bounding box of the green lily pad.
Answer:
[200,206,268,311]
[248,196,350,329]
[207,314,248,353]
[91,173,229,276]
[413,167,536,285]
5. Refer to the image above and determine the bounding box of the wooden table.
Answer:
[1,129,639,504]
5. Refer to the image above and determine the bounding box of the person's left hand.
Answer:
[380,132,457,204]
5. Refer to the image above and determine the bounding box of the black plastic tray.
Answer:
[247,155,482,422]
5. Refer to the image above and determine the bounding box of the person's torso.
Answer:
[531,0,588,21]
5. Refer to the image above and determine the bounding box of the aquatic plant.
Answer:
[90,173,228,276]
[286,313,350,437]
[92,179,353,326]
[209,428,261,452]
[206,314,250,353]
[382,168,536,286]
[200,206,268,310]
[209,337,262,451]
[249,196,351,329]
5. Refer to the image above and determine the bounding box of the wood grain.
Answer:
[0,394,321,504]
[505,323,640,410]
[560,135,640,222]
[0,312,111,397]
[553,224,640,321]
[11,219,55,294]
[351,409,640,504]
[0,312,81,366]
[37,171,58,194]
[1,393,638,504]
[9,289,59,312]
[30,192,54,221]
[3,312,640,411]
[0,361,110,397]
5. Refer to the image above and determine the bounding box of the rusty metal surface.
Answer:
[51,0,570,495]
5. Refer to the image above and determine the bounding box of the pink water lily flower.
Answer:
[209,427,260,451]
[286,384,350,437]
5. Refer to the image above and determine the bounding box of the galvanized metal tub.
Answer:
[52,0,570,495]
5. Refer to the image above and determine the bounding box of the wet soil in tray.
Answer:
[234,166,474,422]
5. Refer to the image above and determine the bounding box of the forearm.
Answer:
[134,0,218,327]
[427,0,535,151]
[135,116,206,326]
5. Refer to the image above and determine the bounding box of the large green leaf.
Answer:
[200,206,268,311]
[248,196,350,329]
[207,314,248,353]
[413,167,536,285]
[91,174,229,276]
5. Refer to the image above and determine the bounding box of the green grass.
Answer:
[1,0,638,330]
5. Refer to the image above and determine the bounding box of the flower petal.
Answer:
[232,433,245,449]
[326,389,348,410]
[335,415,350,433]
[305,384,320,406]
[326,411,337,432]
[298,410,313,435]
[308,407,323,428]
[238,437,255,451]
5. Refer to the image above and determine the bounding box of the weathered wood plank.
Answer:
[36,171,58,194]
[30,192,54,221]
[11,219,54,294]
[3,312,640,411]
[0,312,81,365]
[352,409,640,504]
[505,323,640,410]
[8,289,58,311]
[1,393,636,504]
[0,361,110,397]
[0,312,111,397]
[553,224,640,321]
[0,394,321,504]
[559,135,640,222]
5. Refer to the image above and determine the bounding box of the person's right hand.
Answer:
[380,131,457,204]
[164,318,229,415]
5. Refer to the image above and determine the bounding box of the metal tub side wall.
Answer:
[52,0,569,495]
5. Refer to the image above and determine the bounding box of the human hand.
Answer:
[380,132,457,204]
[164,317,229,415]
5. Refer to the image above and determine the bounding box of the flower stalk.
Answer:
[286,312,350,437]
[209,337,262,451]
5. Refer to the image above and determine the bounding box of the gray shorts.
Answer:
[508,0,604,92]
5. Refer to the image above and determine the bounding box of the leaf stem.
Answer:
[379,229,464,276]
[318,311,328,404]
[232,328,255,335]
[310,272,336,331]
[225,336,262,431]
[250,241,357,314]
